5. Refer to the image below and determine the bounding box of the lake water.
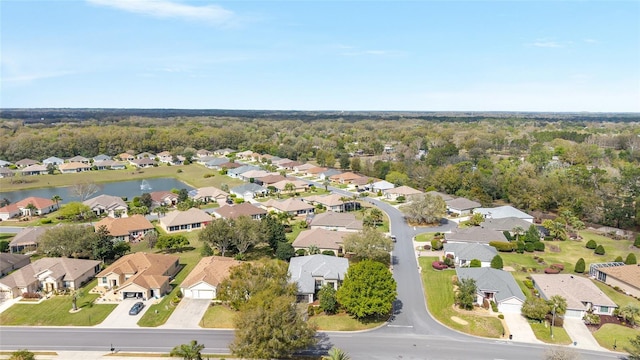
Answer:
[0,178,193,204]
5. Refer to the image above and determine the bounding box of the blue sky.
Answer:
[2,1,639,112]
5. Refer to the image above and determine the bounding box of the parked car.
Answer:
[129,301,145,315]
[390,235,397,242]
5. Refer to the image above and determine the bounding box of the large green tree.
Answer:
[626,334,640,360]
[343,227,393,263]
[521,297,551,321]
[337,260,397,319]
[198,218,235,257]
[455,278,477,310]
[58,202,93,221]
[232,215,264,257]
[39,224,95,258]
[170,340,204,360]
[399,193,447,225]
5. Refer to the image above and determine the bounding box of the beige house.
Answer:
[159,208,212,233]
[96,253,180,300]
[0,257,100,299]
[271,179,310,194]
[83,194,128,218]
[532,274,617,318]
[329,171,362,184]
[383,185,423,201]
[94,215,154,242]
[309,212,363,232]
[58,162,91,173]
[593,264,640,298]
[0,253,31,277]
[261,198,315,217]
[180,256,242,299]
[303,194,359,212]
[292,228,351,256]
[213,203,267,220]
[190,187,229,204]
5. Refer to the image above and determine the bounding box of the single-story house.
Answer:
[237,169,273,182]
[8,226,49,253]
[118,152,135,161]
[292,228,351,256]
[0,167,15,178]
[383,185,423,201]
[445,227,508,244]
[302,194,359,212]
[83,194,128,218]
[271,179,310,194]
[456,267,526,313]
[288,254,349,303]
[0,253,31,277]
[0,203,21,221]
[329,171,362,184]
[0,160,13,168]
[444,243,498,268]
[592,264,640,298]
[130,158,156,168]
[309,211,363,232]
[304,166,328,177]
[203,157,232,169]
[227,165,260,179]
[0,257,101,299]
[235,150,254,160]
[446,197,482,216]
[369,180,395,193]
[190,186,229,204]
[276,160,302,171]
[20,164,49,176]
[425,191,455,202]
[254,174,287,186]
[180,256,242,299]
[474,206,534,223]
[94,160,126,170]
[214,148,236,156]
[480,217,536,234]
[93,154,112,162]
[14,159,38,168]
[136,152,156,159]
[318,169,342,181]
[531,274,617,318]
[42,156,64,167]
[213,203,267,220]
[156,151,173,163]
[159,208,212,233]
[67,155,90,164]
[261,198,315,217]
[150,191,179,207]
[230,183,268,200]
[196,149,214,158]
[96,253,180,300]
[0,197,56,220]
[94,215,154,242]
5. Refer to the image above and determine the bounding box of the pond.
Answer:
[0,178,194,204]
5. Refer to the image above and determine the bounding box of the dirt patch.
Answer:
[451,316,469,325]
[503,266,515,272]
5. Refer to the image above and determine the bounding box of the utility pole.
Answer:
[550,305,556,339]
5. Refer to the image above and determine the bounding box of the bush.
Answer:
[443,257,454,268]
[583,313,600,325]
[498,314,504,319]
[625,253,637,264]
[574,258,586,273]
[634,234,640,248]
[307,305,316,317]
[490,300,499,312]
[321,250,336,256]
[423,244,431,251]
[203,173,215,178]
[432,261,448,270]
[585,239,597,249]
[469,259,482,268]
[516,241,525,254]
[431,238,443,251]
[396,196,406,203]
[614,256,624,263]
[490,255,503,269]
[533,241,545,252]
[502,231,512,241]
[21,292,41,299]
[489,241,516,252]
[524,242,535,252]
[40,218,52,224]
[523,279,534,289]
[550,264,564,271]
[295,249,306,256]
[594,244,605,255]
[544,267,561,274]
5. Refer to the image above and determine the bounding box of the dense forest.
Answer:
[1,110,639,230]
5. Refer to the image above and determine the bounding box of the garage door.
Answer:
[195,290,214,299]
[565,309,583,319]
[498,303,522,313]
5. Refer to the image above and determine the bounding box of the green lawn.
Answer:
[0,279,116,326]
[0,163,244,191]
[309,312,385,331]
[592,280,640,309]
[200,304,236,328]
[414,233,435,242]
[419,256,505,338]
[530,322,572,345]
[592,323,638,351]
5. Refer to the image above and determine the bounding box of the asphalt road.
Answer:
[0,187,622,359]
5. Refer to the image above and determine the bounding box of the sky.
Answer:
[1,0,639,112]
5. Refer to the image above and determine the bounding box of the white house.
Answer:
[180,256,242,299]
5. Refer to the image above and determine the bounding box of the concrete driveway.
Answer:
[96,299,152,328]
[563,318,604,351]
[160,297,210,329]
[502,312,540,343]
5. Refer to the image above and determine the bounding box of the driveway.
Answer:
[160,297,210,329]
[502,312,540,344]
[96,299,153,328]
[563,318,604,351]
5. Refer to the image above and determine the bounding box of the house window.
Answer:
[169,226,179,232]
[192,223,201,229]
[101,277,107,284]
[600,306,609,313]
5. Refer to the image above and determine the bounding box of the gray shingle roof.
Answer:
[443,243,497,262]
[445,227,508,243]
[531,274,617,310]
[288,255,349,294]
[456,267,525,303]
[475,206,533,220]
[480,217,534,232]
[446,197,481,211]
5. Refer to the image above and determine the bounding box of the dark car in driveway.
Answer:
[129,302,145,315]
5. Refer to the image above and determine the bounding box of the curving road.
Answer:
[0,189,621,359]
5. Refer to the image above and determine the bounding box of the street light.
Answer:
[550,305,556,339]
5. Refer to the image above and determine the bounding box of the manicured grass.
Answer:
[0,279,116,326]
[415,233,435,242]
[592,280,640,309]
[309,312,385,331]
[530,321,572,345]
[592,323,638,351]
[419,256,505,338]
[137,231,204,327]
[200,304,236,328]
[286,221,309,243]
[0,163,244,191]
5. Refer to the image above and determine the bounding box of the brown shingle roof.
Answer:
[292,228,351,250]
[310,212,363,230]
[0,257,100,289]
[94,215,154,237]
[531,274,617,310]
[599,265,640,289]
[161,208,212,227]
[214,203,266,219]
[181,256,242,288]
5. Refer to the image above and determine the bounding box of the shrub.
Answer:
[203,173,215,178]
[498,314,504,319]
[490,255,504,269]
[40,218,52,224]
[550,264,564,271]
[574,258,586,273]
[396,195,406,203]
[594,244,605,255]
[625,253,637,265]
[516,241,525,254]
[432,261,448,270]
[423,244,431,251]
[489,241,516,252]
[21,292,41,299]
[523,279,534,289]
[524,242,535,252]
[533,241,545,252]
[431,239,443,251]
[585,239,597,249]
[321,250,336,256]
[443,257,454,268]
[544,267,561,274]
[614,256,624,263]
[295,249,306,256]
[502,231,513,241]
[635,234,640,248]
[490,300,499,312]
[307,305,316,317]
[469,259,482,268]
[583,313,600,325]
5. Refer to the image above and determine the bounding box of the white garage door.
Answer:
[194,290,214,299]
[565,309,583,319]
[498,303,522,313]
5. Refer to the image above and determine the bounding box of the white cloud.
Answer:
[531,41,564,48]
[87,0,234,25]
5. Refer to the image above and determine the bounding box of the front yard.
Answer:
[592,323,638,351]
[419,256,504,338]
[0,279,116,326]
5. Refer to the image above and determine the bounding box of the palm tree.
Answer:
[51,195,62,210]
[308,244,320,255]
[284,182,297,196]
[170,340,205,360]
[618,303,640,326]
[323,179,330,192]
[24,203,38,218]
[323,347,351,360]
[512,226,525,241]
